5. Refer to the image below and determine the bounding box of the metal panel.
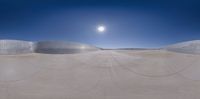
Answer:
[0,40,34,55]
[0,40,99,54]
[35,41,99,54]
[164,40,200,54]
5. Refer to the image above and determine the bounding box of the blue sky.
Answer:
[0,0,200,48]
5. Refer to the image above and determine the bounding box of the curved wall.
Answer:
[164,40,200,54]
[35,41,99,54]
[0,40,99,54]
[0,40,34,54]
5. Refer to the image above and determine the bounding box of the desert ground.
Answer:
[0,50,200,99]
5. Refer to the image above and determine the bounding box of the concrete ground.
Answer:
[0,50,200,99]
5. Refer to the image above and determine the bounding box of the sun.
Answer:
[97,25,106,33]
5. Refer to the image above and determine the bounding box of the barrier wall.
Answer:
[0,40,99,54]
[35,41,99,54]
[0,40,34,54]
[164,40,200,54]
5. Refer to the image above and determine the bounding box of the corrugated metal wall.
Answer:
[0,40,34,54]
[35,41,99,54]
[0,40,99,54]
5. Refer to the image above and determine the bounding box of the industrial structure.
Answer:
[0,40,99,54]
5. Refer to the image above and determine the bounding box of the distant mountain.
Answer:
[102,48,157,50]
[112,48,149,50]
[164,40,200,54]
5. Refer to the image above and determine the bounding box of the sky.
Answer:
[0,0,200,48]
